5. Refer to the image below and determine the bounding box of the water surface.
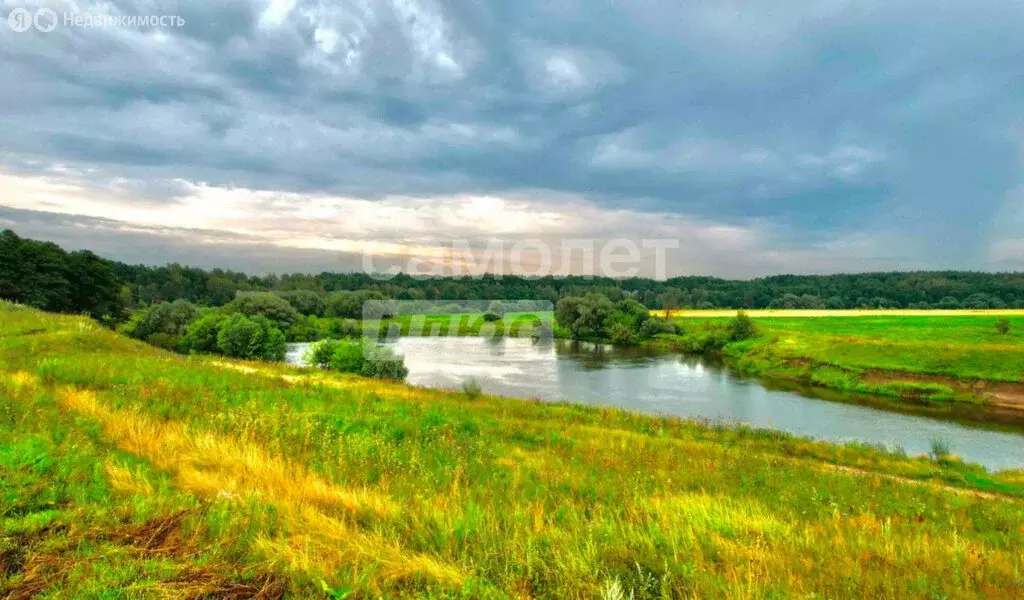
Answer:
[287,337,1024,471]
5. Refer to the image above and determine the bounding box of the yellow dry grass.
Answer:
[212,359,436,403]
[7,370,40,390]
[59,387,465,587]
[651,308,1024,318]
[638,492,793,540]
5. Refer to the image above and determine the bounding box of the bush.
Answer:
[285,315,319,342]
[676,322,734,354]
[929,438,952,461]
[304,339,342,369]
[556,294,614,339]
[216,314,286,361]
[996,318,1010,335]
[124,300,201,343]
[360,345,408,381]
[328,318,362,338]
[145,332,180,351]
[729,310,757,341]
[181,312,227,353]
[482,312,503,322]
[609,322,638,345]
[461,377,483,400]
[612,298,650,329]
[639,317,677,338]
[330,340,366,373]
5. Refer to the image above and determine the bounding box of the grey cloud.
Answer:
[1,0,1023,273]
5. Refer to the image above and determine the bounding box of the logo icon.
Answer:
[34,8,57,32]
[7,8,33,32]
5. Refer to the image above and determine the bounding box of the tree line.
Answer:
[554,294,757,352]
[3,229,1024,324]
[0,230,126,322]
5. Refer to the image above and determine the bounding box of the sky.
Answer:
[0,0,1022,279]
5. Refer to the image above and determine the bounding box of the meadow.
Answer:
[378,311,553,338]
[661,311,1024,411]
[3,301,1024,598]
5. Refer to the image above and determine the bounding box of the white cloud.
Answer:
[259,0,299,29]
[0,167,932,277]
[518,40,624,98]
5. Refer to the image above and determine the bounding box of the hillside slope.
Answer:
[2,302,1024,598]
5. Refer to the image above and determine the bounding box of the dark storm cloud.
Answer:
[0,0,1022,273]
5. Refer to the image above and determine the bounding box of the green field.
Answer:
[3,301,1024,598]
[665,314,1024,408]
[379,312,554,338]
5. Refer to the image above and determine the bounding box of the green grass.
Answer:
[665,315,1024,408]
[4,301,1024,598]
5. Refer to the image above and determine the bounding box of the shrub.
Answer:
[285,315,319,342]
[216,314,263,359]
[676,323,734,353]
[304,339,342,369]
[461,377,483,400]
[729,310,757,341]
[996,318,1010,335]
[330,340,366,373]
[929,438,952,461]
[216,314,286,361]
[181,312,227,353]
[328,318,362,338]
[262,324,287,361]
[145,332,180,351]
[482,312,503,322]
[556,294,614,339]
[609,322,638,345]
[612,298,650,329]
[124,300,201,343]
[360,345,408,381]
[639,317,677,338]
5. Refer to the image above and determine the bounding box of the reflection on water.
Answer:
[287,337,1024,471]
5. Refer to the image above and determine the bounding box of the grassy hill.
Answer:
[2,302,1024,598]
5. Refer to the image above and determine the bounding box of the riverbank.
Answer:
[289,336,1024,468]
[663,313,1024,421]
[4,302,1024,598]
[363,310,1024,423]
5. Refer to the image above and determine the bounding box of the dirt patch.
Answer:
[0,511,286,600]
[986,382,1024,410]
[862,369,1024,412]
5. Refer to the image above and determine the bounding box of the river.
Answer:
[286,337,1024,471]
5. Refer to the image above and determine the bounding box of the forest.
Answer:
[3,229,1023,323]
